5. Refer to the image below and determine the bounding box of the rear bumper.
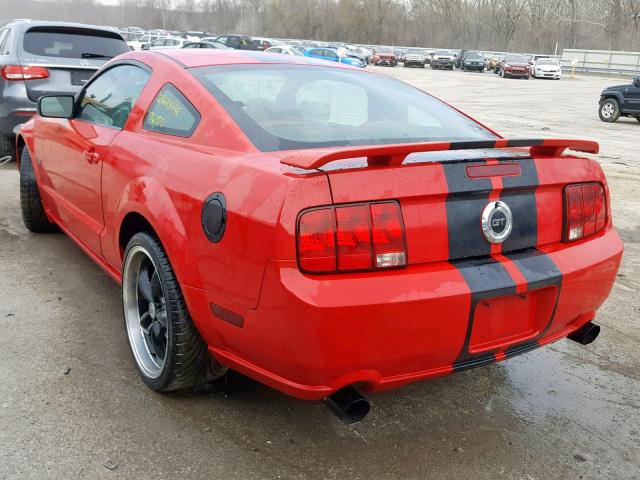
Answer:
[186,227,622,400]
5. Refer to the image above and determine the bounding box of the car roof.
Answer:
[5,19,122,34]
[133,49,358,69]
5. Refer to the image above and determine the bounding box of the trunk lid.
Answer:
[278,139,599,265]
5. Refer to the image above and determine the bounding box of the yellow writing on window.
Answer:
[156,92,182,116]
[148,112,165,127]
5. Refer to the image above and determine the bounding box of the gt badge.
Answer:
[481,201,513,244]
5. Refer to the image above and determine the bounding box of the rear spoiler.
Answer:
[279,138,599,170]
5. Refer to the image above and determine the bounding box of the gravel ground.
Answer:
[0,66,638,480]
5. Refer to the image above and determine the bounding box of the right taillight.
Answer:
[297,201,407,274]
[564,182,607,242]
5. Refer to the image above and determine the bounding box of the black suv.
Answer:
[598,76,640,123]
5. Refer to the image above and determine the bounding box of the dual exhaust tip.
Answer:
[325,322,600,424]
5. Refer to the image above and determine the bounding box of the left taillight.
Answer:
[564,182,607,242]
[1,65,50,81]
[297,201,407,274]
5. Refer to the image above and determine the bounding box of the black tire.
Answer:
[122,232,226,392]
[599,99,621,123]
[0,134,15,161]
[636,117,640,123]
[19,146,58,233]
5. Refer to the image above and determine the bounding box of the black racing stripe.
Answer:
[453,353,496,372]
[503,248,563,350]
[500,159,538,252]
[506,139,544,147]
[504,248,562,290]
[504,340,539,358]
[449,140,497,150]
[451,257,517,371]
[442,162,492,259]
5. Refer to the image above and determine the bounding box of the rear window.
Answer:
[192,64,495,152]
[22,28,128,59]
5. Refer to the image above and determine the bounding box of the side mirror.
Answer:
[38,95,75,119]
[634,76,640,87]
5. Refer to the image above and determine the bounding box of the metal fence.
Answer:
[561,49,640,76]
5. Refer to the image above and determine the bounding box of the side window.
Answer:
[77,64,150,129]
[143,84,200,137]
[217,36,227,45]
[0,29,8,55]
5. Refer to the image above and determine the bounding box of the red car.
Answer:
[17,50,622,424]
[371,47,397,66]
[500,54,532,79]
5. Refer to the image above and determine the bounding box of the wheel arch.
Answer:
[600,92,624,105]
[15,135,29,169]
[113,177,203,289]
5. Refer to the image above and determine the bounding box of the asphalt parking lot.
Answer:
[1,66,639,480]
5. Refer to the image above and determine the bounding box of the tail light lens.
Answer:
[564,182,607,242]
[297,201,407,273]
[1,65,50,81]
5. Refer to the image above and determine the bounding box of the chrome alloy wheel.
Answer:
[123,246,168,379]
[601,103,615,119]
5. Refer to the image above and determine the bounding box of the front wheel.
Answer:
[599,99,620,123]
[122,232,226,391]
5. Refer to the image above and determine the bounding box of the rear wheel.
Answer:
[19,146,57,233]
[0,135,15,161]
[122,232,226,391]
[599,99,620,123]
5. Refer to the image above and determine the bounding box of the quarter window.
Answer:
[143,84,200,137]
[77,64,150,129]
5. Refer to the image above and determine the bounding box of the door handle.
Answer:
[83,149,99,164]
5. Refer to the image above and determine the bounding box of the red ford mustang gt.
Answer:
[16,50,622,423]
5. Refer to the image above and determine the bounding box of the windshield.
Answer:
[505,55,527,63]
[407,49,424,55]
[23,28,128,59]
[376,47,393,53]
[435,50,451,56]
[465,52,482,59]
[192,65,496,152]
[538,58,558,65]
